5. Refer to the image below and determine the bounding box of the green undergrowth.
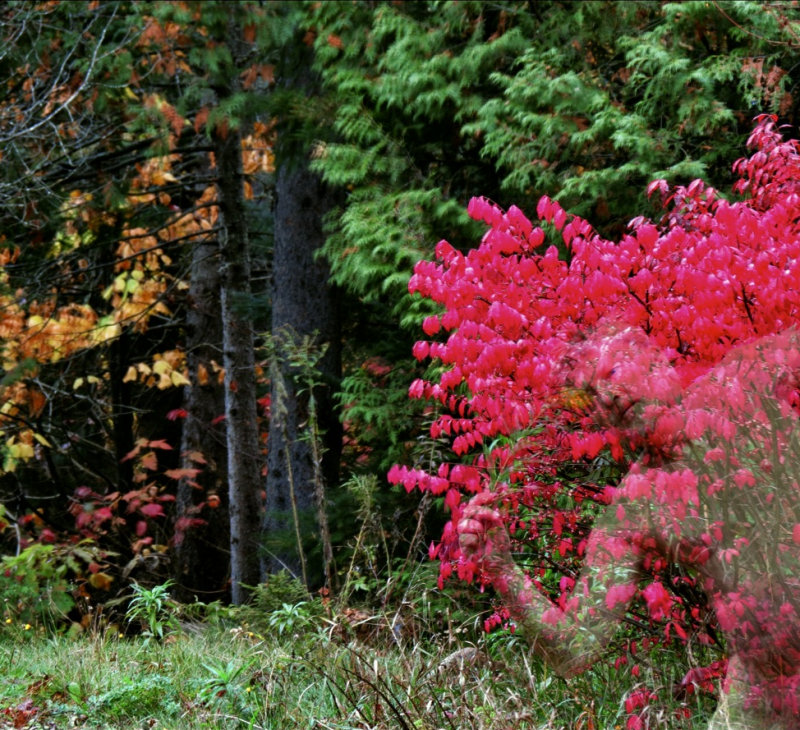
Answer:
[0,604,717,730]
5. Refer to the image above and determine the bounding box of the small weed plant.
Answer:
[266,601,313,637]
[125,580,178,641]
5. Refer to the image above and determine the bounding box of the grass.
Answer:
[0,588,720,730]
[0,629,577,729]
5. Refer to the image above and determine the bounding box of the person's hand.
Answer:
[457,492,514,575]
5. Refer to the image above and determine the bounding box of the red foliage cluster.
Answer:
[391,115,800,726]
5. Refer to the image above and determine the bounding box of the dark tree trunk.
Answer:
[263,138,342,586]
[172,235,230,603]
[109,331,134,492]
[216,125,263,604]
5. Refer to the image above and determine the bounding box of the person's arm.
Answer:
[458,493,642,678]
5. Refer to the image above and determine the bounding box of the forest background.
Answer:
[1,0,800,669]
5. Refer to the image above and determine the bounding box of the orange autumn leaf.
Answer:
[121,443,142,462]
[140,451,158,471]
[27,388,46,417]
[88,572,113,591]
[194,105,210,134]
[164,467,202,480]
[185,450,207,465]
[147,439,173,450]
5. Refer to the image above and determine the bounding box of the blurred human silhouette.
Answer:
[459,330,800,729]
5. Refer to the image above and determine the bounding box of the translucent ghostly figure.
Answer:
[459,331,800,729]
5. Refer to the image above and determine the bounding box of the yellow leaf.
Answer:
[9,442,33,460]
[170,371,191,387]
[91,321,121,344]
[156,374,172,390]
[152,360,170,376]
[32,432,52,448]
[122,367,137,383]
[73,377,85,390]
[137,362,152,376]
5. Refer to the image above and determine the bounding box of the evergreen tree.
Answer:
[313,0,800,288]
[309,0,800,470]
